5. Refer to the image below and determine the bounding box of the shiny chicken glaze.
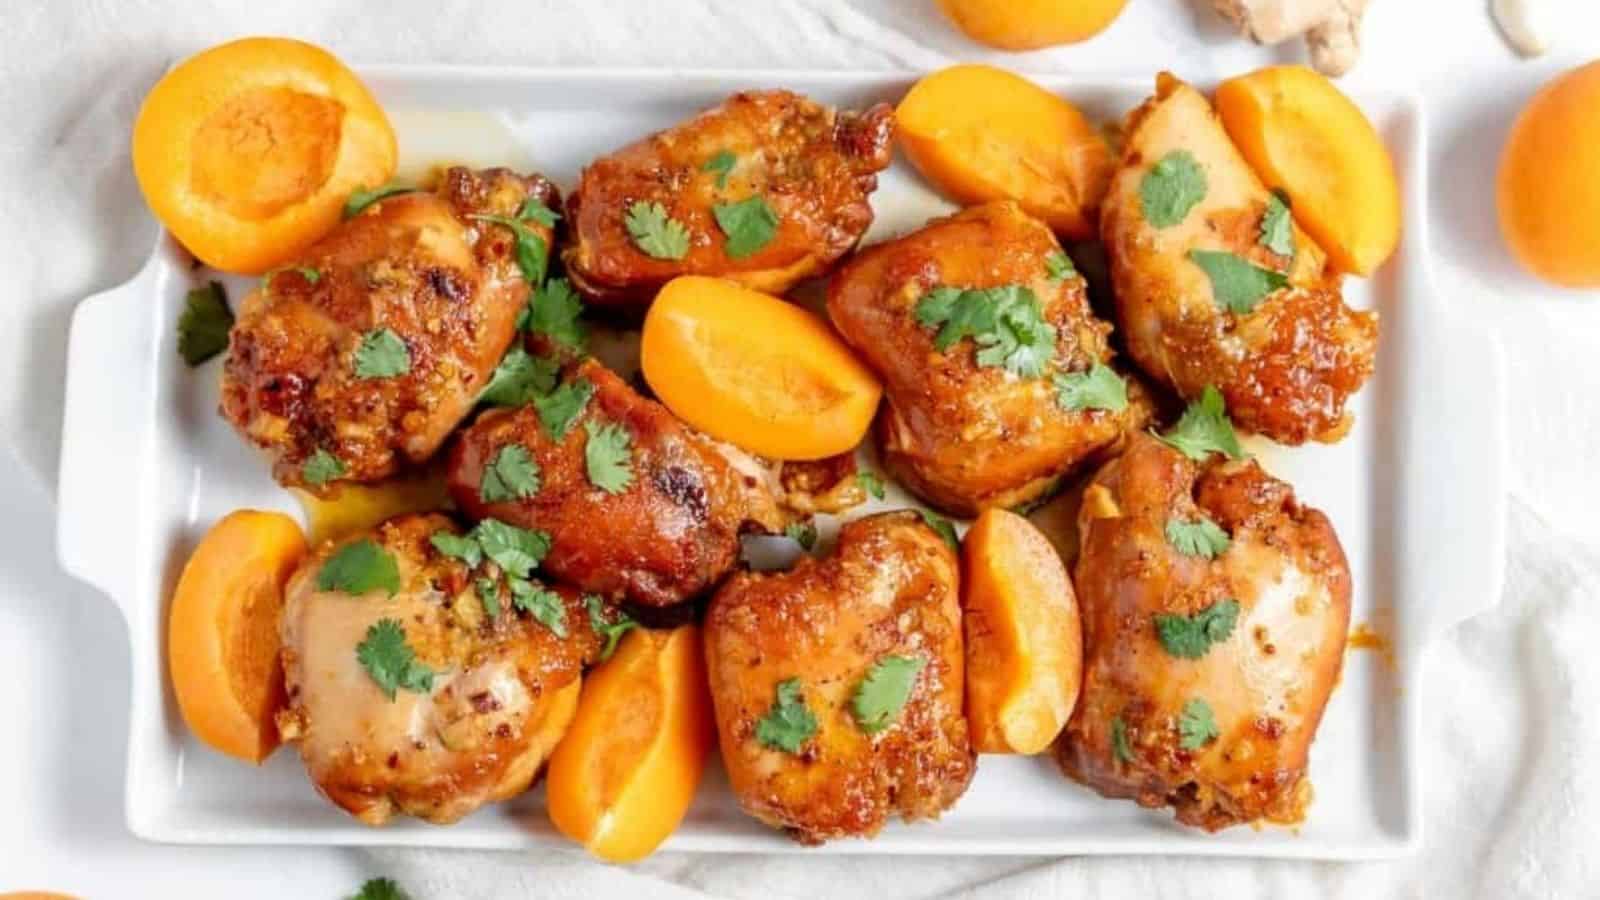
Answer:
[447,358,786,608]
[563,89,894,308]
[704,511,975,844]
[276,513,599,826]
[1101,76,1377,444]
[221,167,558,491]
[828,201,1151,517]
[1058,433,1351,830]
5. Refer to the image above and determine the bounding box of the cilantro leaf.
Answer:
[585,594,638,662]
[1260,189,1295,258]
[354,328,411,379]
[317,539,401,596]
[915,285,993,351]
[471,213,550,287]
[1140,150,1207,228]
[536,378,595,439]
[1053,363,1128,413]
[350,877,410,900]
[1111,716,1134,764]
[785,520,818,551]
[469,518,551,579]
[857,470,886,500]
[479,347,559,408]
[526,278,586,350]
[625,200,690,260]
[1158,385,1245,461]
[1188,250,1289,315]
[851,655,925,735]
[517,196,561,228]
[431,530,483,568]
[1178,697,1220,750]
[476,576,502,619]
[356,619,435,701]
[918,510,961,551]
[1154,599,1241,659]
[176,281,233,366]
[1045,251,1077,282]
[713,196,780,260]
[302,448,346,487]
[915,284,1057,377]
[583,420,635,494]
[509,578,567,637]
[702,149,737,189]
[755,678,817,753]
[1164,516,1230,559]
[480,444,541,503]
[343,183,415,219]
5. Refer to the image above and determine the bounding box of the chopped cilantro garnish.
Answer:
[176,281,233,366]
[851,655,925,735]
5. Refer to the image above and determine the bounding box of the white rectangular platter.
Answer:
[56,66,1506,859]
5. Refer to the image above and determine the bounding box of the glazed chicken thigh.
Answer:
[704,512,974,844]
[1058,432,1351,830]
[448,358,785,608]
[828,201,1149,517]
[1101,75,1377,444]
[222,167,558,491]
[276,513,598,825]
[563,90,894,308]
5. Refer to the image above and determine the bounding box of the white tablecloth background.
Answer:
[4,1,1598,896]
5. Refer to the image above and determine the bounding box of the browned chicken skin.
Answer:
[447,358,785,607]
[827,201,1151,517]
[1058,433,1351,830]
[705,511,975,844]
[564,90,894,308]
[276,513,598,826]
[1102,75,1377,444]
[221,167,558,491]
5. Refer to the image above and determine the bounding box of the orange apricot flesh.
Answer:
[961,507,1082,754]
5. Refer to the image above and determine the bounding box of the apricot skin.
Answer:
[1497,60,1600,289]
[937,0,1130,50]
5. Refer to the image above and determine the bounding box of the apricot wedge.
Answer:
[961,508,1082,754]
[168,510,307,763]
[1214,65,1401,276]
[546,626,715,862]
[640,276,881,460]
[897,65,1113,240]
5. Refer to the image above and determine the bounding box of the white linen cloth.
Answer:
[3,0,1599,896]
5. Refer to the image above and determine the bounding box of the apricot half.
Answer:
[1215,65,1400,276]
[961,508,1082,754]
[132,37,396,274]
[1497,60,1600,288]
[545,626,715,862]
[168,510,307,763]
[897,65,1113,240]
[937,0,1129,50]
[641,276,881,460]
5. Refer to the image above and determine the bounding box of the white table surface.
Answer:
[6,1,1600,897]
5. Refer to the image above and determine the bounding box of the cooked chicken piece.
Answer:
[705,511,974,844]
[563,90,894,308]
[276,513,597,826]
[1058,432,1351,830]
[827,201,1151,518]
[447,358,785,608]
[222,167,558,492]
[1101,74,1377,444]
[778,452,866,515]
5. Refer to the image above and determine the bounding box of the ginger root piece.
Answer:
[1210,0,1373,76]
